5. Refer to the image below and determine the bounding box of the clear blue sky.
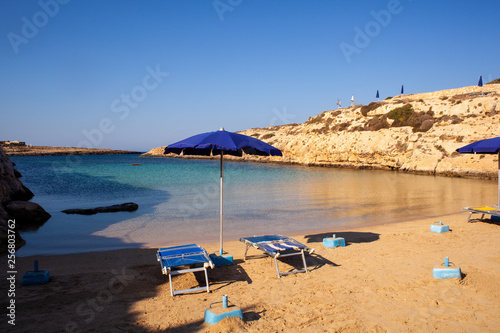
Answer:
[1,0,499,151]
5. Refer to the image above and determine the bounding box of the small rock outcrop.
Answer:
[6,201,51,231]
[62,202,139,215]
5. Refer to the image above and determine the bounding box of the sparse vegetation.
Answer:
[261,133,275,140]
[332,122,350,132]
[434,144,447,155]
[388,104,414,122]
[362,115,390,131]
[486,78,500,85]
[360,102,382,117]
[306,113,326,124]
[387,104,435,132]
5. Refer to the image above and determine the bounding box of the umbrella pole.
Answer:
[220,152,224,255]
[498,152,499,209]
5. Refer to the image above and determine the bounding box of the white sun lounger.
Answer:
[240,235,314,278]
[156,244,214,296]
[462,206,500,222]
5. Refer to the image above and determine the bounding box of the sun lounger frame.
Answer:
[156,244,214,296]
[240,235,314,278]
[462,206,500,222]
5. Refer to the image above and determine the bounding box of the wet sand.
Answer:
[2,212,500,332]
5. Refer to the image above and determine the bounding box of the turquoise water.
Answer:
[11,154,497,256]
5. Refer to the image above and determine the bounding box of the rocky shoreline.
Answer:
[3,145,141,156]
[143,84,500,180]
[0,147,52,253]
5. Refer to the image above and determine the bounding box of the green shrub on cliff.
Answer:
[387,104,435,132]
[388,104,414,121]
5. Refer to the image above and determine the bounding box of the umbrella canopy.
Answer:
[376,90,379,99]
[164,128,282,255]
[165,128,282,157]
[478,75,483,87]
[401,85,404,94]
[456,136,500,208]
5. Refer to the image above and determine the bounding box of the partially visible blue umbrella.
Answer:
[401,85,404,94]
[478,75,483,87]
[165,128,282,255]
[457,136,500,208]
[376,90,379,100]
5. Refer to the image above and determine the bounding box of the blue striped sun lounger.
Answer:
[156,244,214,296]
[462,206,500,222]
[239,235,314,278]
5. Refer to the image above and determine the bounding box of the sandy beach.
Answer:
[3,212,500,332]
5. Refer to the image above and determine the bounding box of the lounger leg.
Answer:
[243,244,249,260]
[300,250,308,273]
[274,257,281,278]
[204,267,210,293]
[467,212,473,223]
[168,273,174,297]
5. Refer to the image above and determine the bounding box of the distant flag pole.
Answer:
[478,75,483,87]
[401,85,404,95]
[376,90,379,101]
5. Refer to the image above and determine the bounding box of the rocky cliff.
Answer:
[143,84,500,179]
[0,147,51,253]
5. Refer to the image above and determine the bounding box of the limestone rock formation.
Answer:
[144,84,500,179]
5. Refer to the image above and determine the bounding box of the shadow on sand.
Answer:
[303,231,381,246]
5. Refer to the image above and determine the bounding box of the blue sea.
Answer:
[11,154,497,256]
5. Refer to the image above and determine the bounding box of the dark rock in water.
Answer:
[0,204,26,251]
[6,201,52,231]
[62,202,139,215]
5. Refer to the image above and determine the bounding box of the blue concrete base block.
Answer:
[209,254,233,267]
[323,234,345,248]
[204,305,243,325]
[205,296,243,325]
[430,222,449,233]
[22,270,50,286]
[492,216,500,222]
[433,257,461,279]
[433,267,461,279]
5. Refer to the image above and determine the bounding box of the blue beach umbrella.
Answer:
[164,128,282,255]
[456,136,500,208]
[478,76,483,87]
[401,85,404,94]
[376,90,380,100]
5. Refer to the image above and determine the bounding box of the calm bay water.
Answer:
[11,154,497,256]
